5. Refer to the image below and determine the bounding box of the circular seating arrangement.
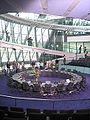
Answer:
[8,69,86,96]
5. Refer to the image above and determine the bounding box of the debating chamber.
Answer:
[0,0,90,120]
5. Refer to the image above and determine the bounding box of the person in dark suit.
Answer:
[63,55,66,65]
[79,45,82,54]
[6,61,10,74]
[84,46,87,53]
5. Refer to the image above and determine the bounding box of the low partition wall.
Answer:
[0,94,90,110]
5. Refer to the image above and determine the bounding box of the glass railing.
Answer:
[0,94,90,110]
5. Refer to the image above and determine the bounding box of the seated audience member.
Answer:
[40,61,44,70]
[20,61,26,71]
[35,61,40,68]
[2,65,7,75]
[55,59,59,70]
[44,62,48,70]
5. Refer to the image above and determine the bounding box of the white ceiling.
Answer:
[0,0,90,21]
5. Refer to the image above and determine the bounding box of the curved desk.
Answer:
[10,70,85,96]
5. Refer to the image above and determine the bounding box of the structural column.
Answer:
[34,27,39,61]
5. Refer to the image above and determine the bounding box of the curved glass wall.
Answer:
[0,12,90,67]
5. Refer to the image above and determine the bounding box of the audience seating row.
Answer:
[0,105,90,120]
[68,57,90,67]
